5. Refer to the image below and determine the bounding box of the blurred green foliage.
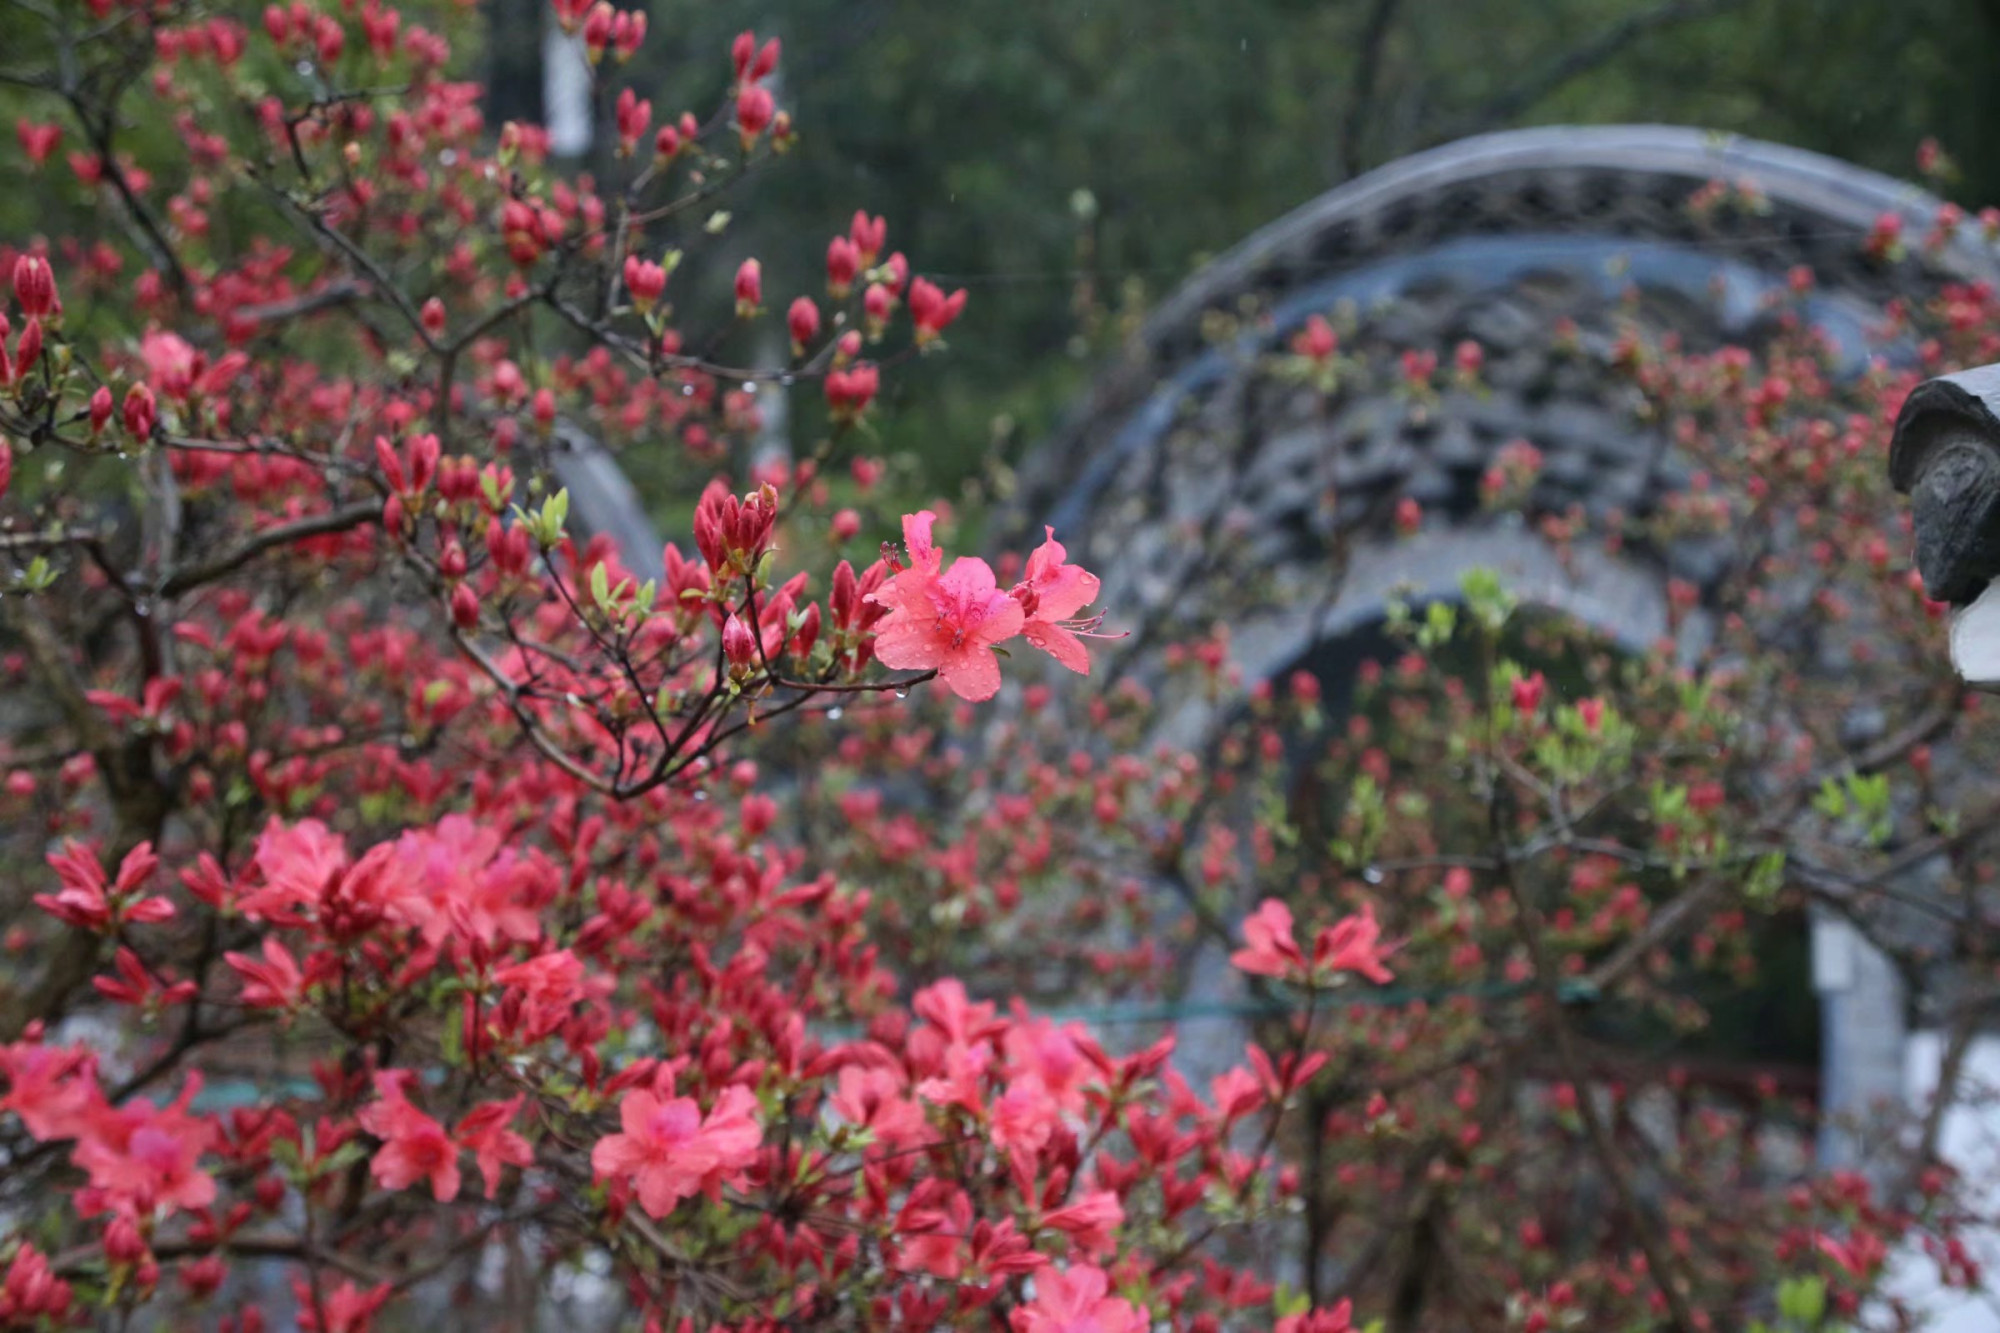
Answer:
[13,0,2000,495]
[578,0,2000,493]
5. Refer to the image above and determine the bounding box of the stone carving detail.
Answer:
[1891,365,2000,606]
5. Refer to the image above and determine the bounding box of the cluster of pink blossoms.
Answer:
[1232,898,1395,987]
[0,1035,214,1221]
[870,512,1106,702]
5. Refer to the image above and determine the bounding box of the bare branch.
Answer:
[158,500,380,598]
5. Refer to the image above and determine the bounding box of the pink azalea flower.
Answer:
[224,936,307,1010]
[829,1065,928,1146]
[1040,1189,1124,1257]
[1010,528,1102,675]
[0,1037,100,1140]
[590,1084,761,1218]
[989,1073,1062,1159]
[240,819,351,925]
[455,1096,533,1198]
[71,1082,216,1217]
[294,1279,392,1333]
[869,511,1026,702]
[358,1072,460,1202]
[36,841,170,932]
[1314,903,1394,984]
[1230,899,1304,978]
[1276,1301,1355,1333]
[1010,1263,1146,1333]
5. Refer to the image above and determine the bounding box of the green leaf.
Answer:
[1745,849,1787,905]
[1777,1274,1826,1325]
[1459,566,1515,630]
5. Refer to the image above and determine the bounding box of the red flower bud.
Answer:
[732,31,779,82]
[826,237,860,299]
[735,84,774,146]
[615,88,651,156]
[1292,314,1337,360]
[624,256,668,311]
[15,120,60,168]
[420,297,446,338]
[880,252,908,296]
[791,601,821,658]
[787,296,820,353]
[908,277,966,346]
[122,383,157,439]
[12,257,56,318]
[104,1215,148,1265]
[862,282,892,333]
[450,581,479,630]
[13,317,42,375]
[850,212,886,267]
[824,363,879,422]
[1510,672,1545,713]
[722,613,756,668]
[610,8,645,61]
[734,259,762,317]
[581,2,613,61]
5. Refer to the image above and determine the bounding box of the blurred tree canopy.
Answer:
[14,0,2000,493]
[521,0,2000,492]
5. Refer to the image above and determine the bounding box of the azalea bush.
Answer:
[1,1,1998,1331]
[0,0,1413,1330]
[749,237,2000,1329]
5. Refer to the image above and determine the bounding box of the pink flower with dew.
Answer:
[1010,528,1103,675]
[869,511,1025,702]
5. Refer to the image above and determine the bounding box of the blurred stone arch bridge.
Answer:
[564,127,1994,1252]
[999,123,2000,1157]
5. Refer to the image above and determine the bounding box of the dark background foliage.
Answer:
[11,0,1995,494]
[482,0,2000,492]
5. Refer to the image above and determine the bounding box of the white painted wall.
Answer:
[1880,1031,2000,1330]
[543,23,592,159]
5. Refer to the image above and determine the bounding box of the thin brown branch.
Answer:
[158,500,380,597]
[1434,0,1744,140]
